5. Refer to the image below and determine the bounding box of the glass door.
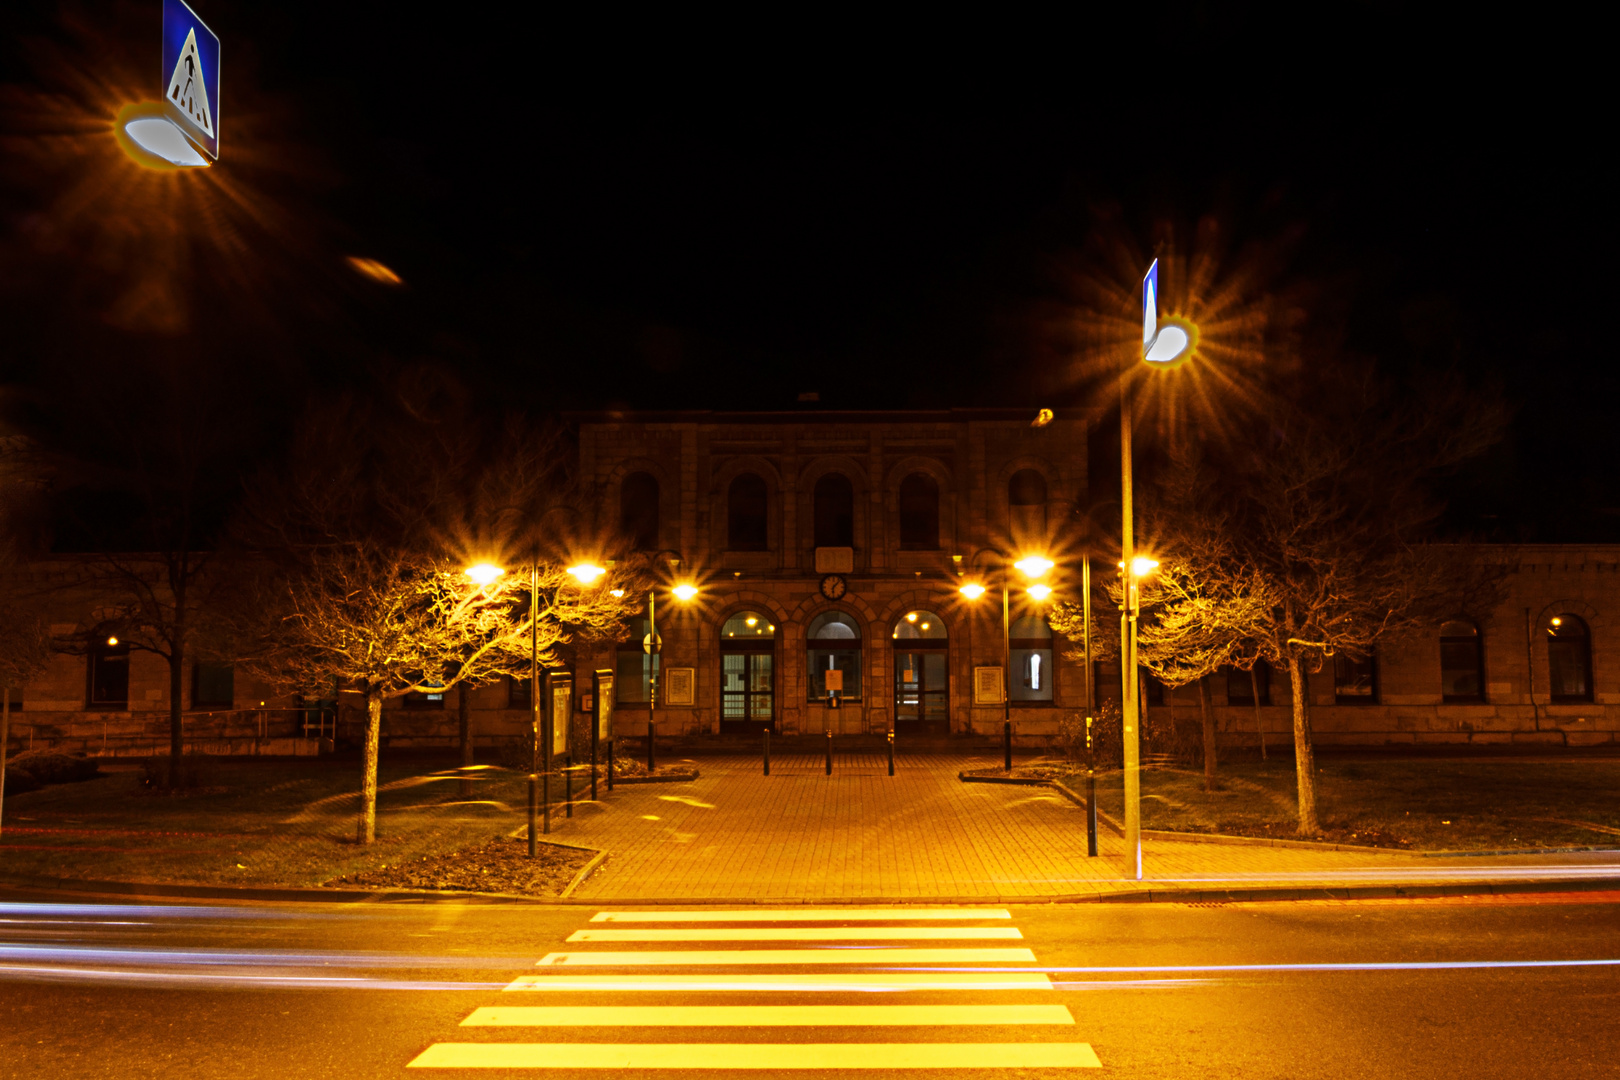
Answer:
[894,650,947,733]
[722,652,774,731]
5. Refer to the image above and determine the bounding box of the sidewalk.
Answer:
[542,753,1620,902]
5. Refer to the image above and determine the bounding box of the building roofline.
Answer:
[566,408,1084,425]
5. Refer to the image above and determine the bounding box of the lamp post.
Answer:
[467,559,606,854]
[1120,259,1196,879]
[637,552,696,774]
[958,550,1052,771]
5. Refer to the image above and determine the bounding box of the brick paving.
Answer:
[544,753,1620,901]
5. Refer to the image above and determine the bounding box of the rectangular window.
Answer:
[88,642,130,708]
[404,683,446,709]
[192,661,235,708]
[1334,653,1377,703]
[616,650,653,703]
[1439,640,1483,701]
[1226,663,1272,706]
[508,674,533,709]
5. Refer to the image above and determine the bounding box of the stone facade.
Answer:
[568,409,1093,742]
[6,412,1620,756]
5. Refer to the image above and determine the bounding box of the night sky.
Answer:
[0,2,1610,540]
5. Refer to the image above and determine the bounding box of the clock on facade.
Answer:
[820,574,847,600]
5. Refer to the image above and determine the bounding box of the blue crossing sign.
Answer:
[161,0,219,160]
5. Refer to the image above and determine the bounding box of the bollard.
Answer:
[825,729,832,775]
[565,756,573,819]
[1003,719,1013,772]
[763,729,771,775]
[1086,769,1099,857]
[527,774,538,858]
[647,720,655,773]
[607,738,615,792]
[887,728,895,777]
[1085,715,1097,857]
[591,727,599,801]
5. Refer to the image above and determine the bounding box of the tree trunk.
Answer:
[1,687,10,837]
[168,585,188,788]
[458,682,473,797]
[359,693,382,844]
[168,641,185,788]
[1287,653,1319,834]
[1198,675,1217,792]
[1251,667,1267,760]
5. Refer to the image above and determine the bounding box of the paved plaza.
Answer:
[541,753,1620,902]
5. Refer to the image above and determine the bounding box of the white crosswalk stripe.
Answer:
[407,907,1101,1071]
[566,926,1025,942]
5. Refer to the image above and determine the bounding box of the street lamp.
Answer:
[638,552,697,773]
[958,549,1053,771]
[1120,259,1195,880]
[465,558,606,853]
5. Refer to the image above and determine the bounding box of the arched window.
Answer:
[1440,620,1484,702]
[813,473,855,548]
[1547,614,1592,703]
[1008,469,1047,545]
[898,472,939,550]
[620,472,660,550]
[1009,614,1054,703]
[720,611,775,729]
[807,611,862,701]
[893,610,947,732]
[728,473,769,551]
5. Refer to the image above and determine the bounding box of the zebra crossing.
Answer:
[407,907,1101,1071]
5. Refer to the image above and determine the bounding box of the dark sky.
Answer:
[1,2,1611,539]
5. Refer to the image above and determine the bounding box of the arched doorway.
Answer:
[893,610,947,734]
[720,611,775,731]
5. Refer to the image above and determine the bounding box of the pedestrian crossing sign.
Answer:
[161,0,219,160]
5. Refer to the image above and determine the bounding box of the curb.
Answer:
[559,850,609,898]
[1042,779,1615,858]
[5,872,1618,909]
[958,772,1051,786]
[610,771,701,785]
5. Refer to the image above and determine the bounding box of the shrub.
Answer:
[497,735,536,773]
[3,765,41,796]
[1056,704,1123,770]
[7,749,101,785]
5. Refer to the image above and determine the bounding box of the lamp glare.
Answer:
[1014,556,1054,578]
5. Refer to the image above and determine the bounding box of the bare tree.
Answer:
[231,391,639,843]
[1160,366,1506,832]
[0,597,51,837]
[239,543,635,842]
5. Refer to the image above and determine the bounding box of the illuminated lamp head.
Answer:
[114,102,210,169]
[1143,315,1199,368]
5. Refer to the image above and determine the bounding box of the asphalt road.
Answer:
[1,887,1616,1078]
